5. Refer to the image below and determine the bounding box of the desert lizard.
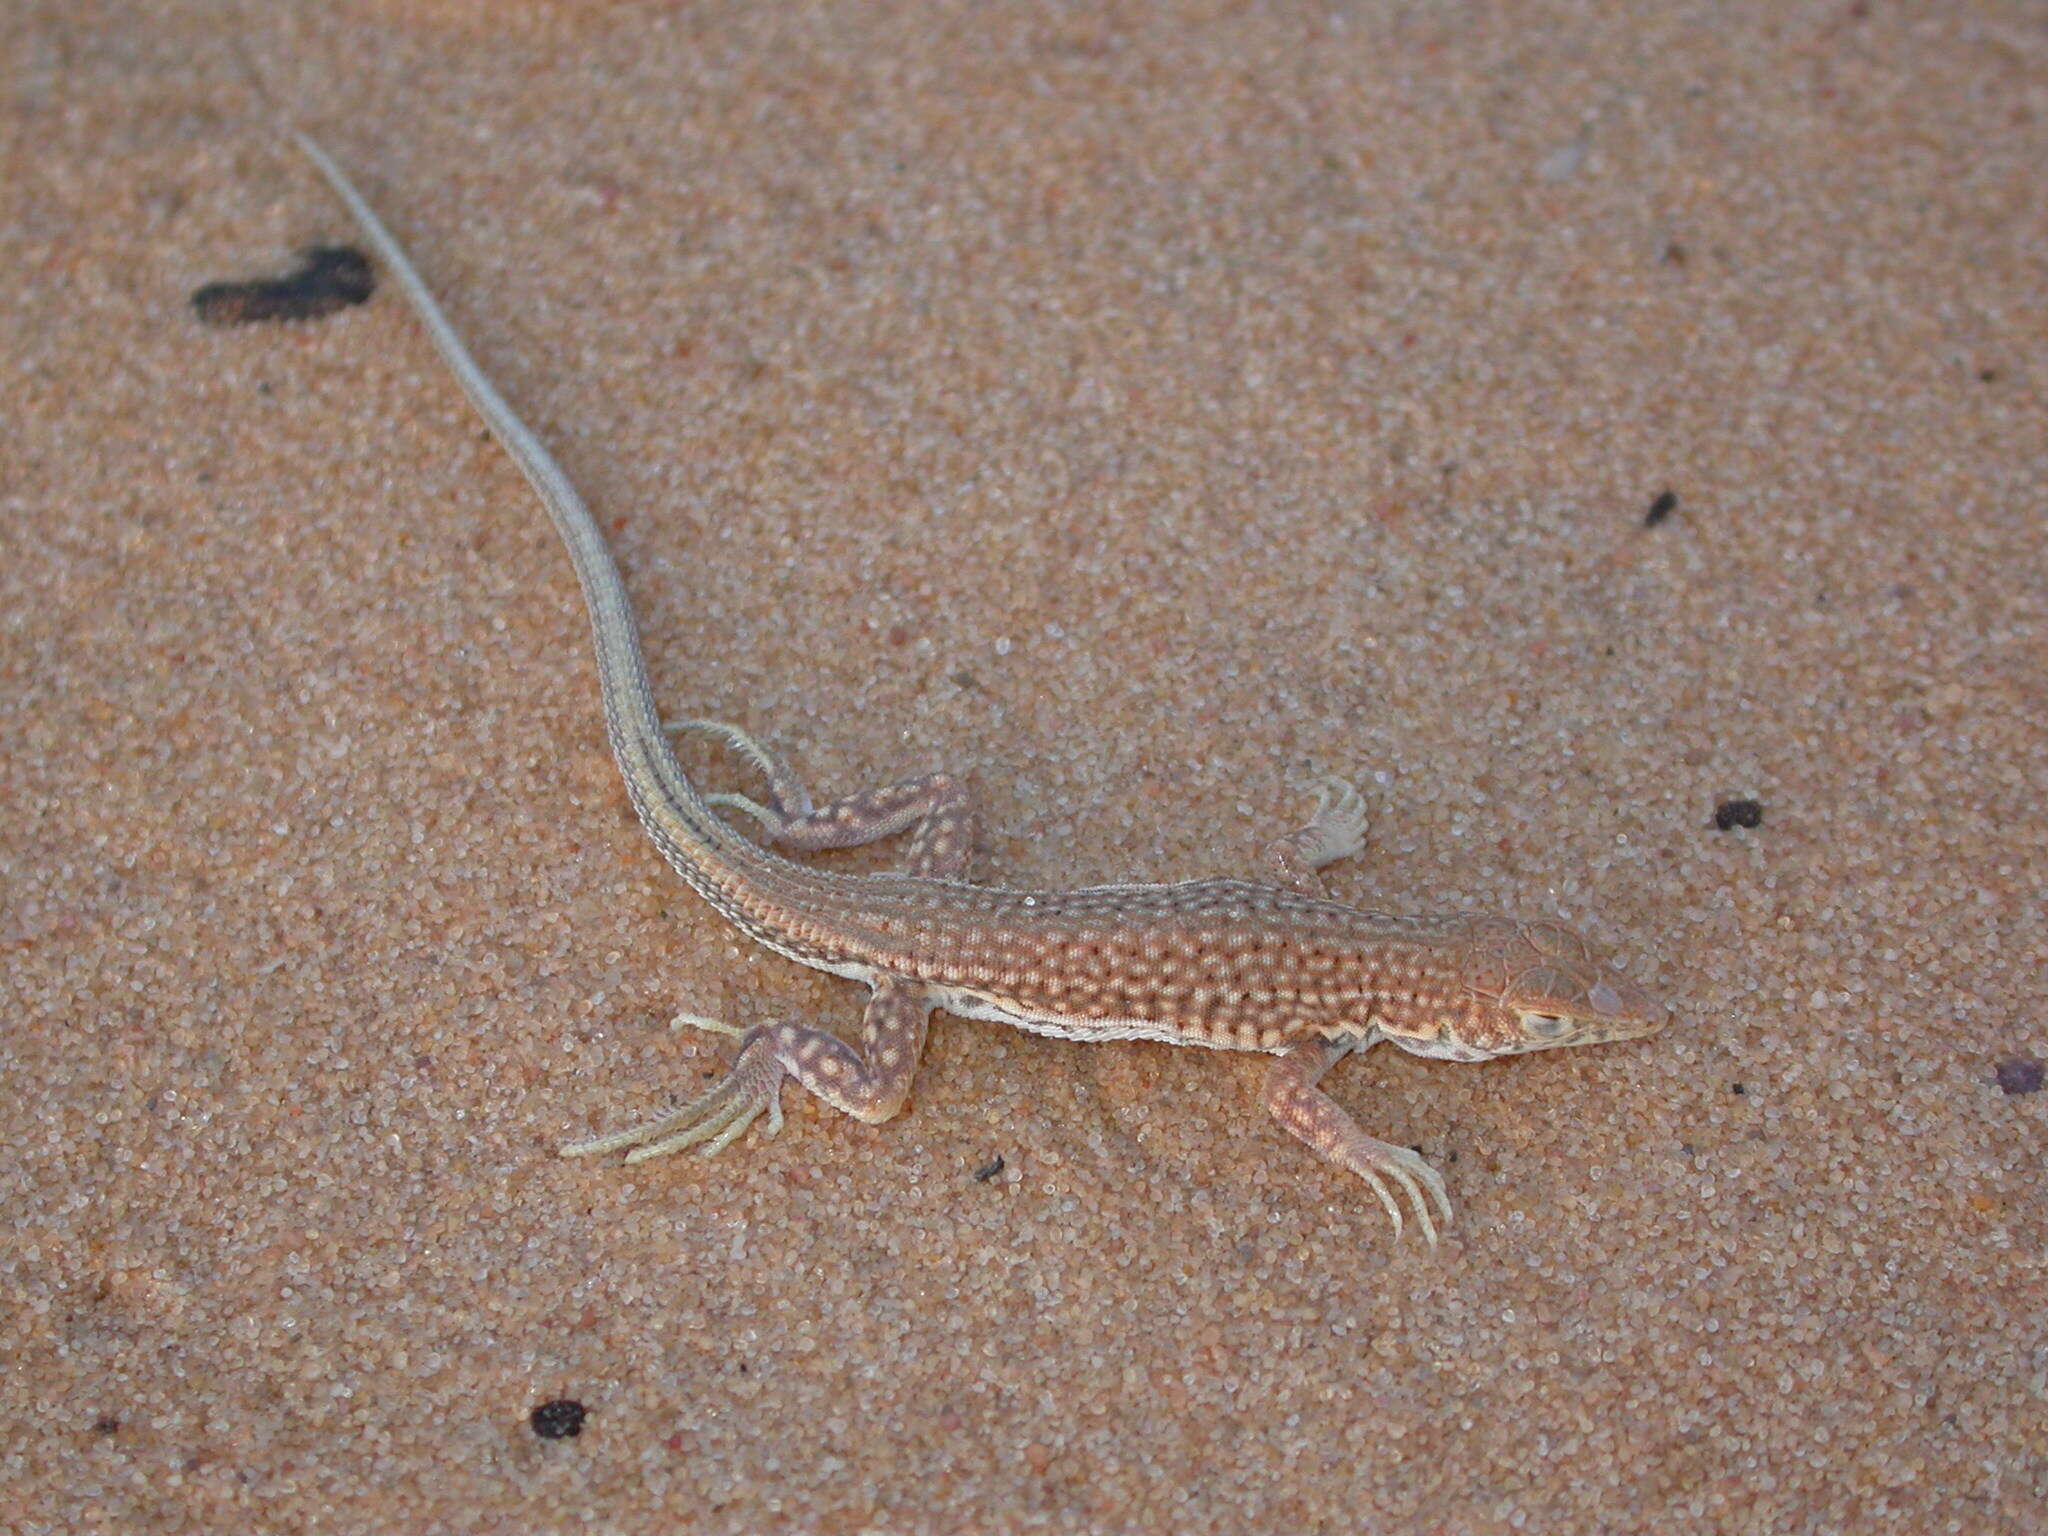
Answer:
[296,133,1667,1244]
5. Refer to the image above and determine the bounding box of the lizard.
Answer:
[294,133,1668,1245]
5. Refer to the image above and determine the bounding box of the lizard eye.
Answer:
[1522,1011,1571,1039]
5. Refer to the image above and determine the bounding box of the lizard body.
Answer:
[296,135,1666,1243]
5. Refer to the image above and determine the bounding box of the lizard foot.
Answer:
[1294,775,1370,868]
[1326,1134,1454,1248]
[1264,777,1371,898]
[664,717,814,822]
[557,1020,786,1163]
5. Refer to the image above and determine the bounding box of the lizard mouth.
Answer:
[1583,976,1670,1038]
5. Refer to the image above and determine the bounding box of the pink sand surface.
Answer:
[5,3,2042,1531]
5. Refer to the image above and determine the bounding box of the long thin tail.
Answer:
[293,133,770,897]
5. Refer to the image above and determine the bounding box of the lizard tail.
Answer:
[293,133,787,909]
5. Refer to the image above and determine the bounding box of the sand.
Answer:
[4,2,2043,1531]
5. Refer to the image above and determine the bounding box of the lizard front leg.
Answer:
[558,977,934,1162]
[1263,1035,1452,1246]
[1263,776,1369,898]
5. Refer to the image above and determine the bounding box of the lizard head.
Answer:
[1384,917,1668,1062]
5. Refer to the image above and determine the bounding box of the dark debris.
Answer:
[529,1399,587,1440]
[192,245,374,326]
[1995,1057,2043,1096]
[1714,798,1764,831]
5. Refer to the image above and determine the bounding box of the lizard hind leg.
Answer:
[557,979,936,1163]
[773,771,979,879]
[759,978,935,1124]
[667,717,979,880]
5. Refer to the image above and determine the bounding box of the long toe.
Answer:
[560,1033,784,1161]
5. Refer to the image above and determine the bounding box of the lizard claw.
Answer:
[1329,1137,1453,1247]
